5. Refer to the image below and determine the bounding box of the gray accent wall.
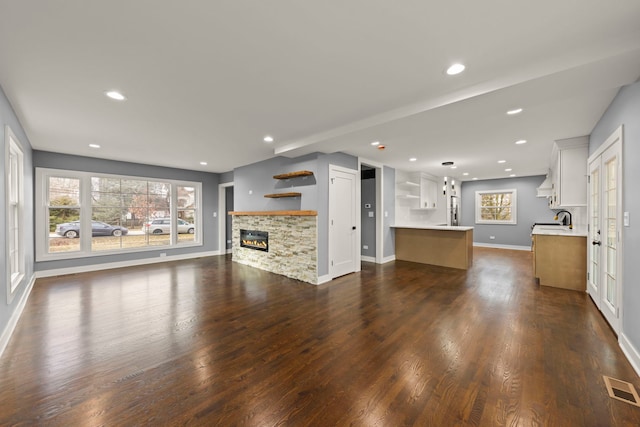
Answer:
[460,175,551,247]
[33,151,220,271]
[1,85,35,350]
[383,166,396,258]
[219,171,233,184]
[589,81,640,356]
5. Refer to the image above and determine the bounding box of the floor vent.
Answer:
[603,375,640,406]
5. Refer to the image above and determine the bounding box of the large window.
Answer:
[475,189,517,224]
[36,168,202,260]
[5,126,25,295]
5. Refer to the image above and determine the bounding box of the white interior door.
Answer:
[587,127,622,333]
[329,165,357,278]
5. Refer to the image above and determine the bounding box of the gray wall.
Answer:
[589,81,640,354]
[1,85,35,348]
[219,171,234,184]
[383,166,396,258]
[460,175,551,247]
[233,154,319,212]
[33,151,220,271]
[360,172,376,258]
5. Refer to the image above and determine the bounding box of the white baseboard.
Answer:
[473,242,532,251]
[619,332,640,378]
[361,256,376,263]
[317,274,332,285]
[382,255,396,264]
[35,250,222,278]
[0,274,36,359]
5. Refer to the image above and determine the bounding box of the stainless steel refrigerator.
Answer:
[450,195,459,226]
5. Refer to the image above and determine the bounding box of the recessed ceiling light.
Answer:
[507,108,523,115]
[515,139,527,145]
[498,160,506,164]
[200,161,208,166]
[463,172,469,176]
[371,141,380,146]
[450,166,457,169]
[409,157,417,162]
[472,177,478,180]
[505,168,512,172]
[510,174,516,177]
[446,63,465,75]
[105,91,126,101]
[88,143,100,148]
[263,136,274,143]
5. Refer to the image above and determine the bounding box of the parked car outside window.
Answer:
[55,221,129,238]
[143,218,195,235]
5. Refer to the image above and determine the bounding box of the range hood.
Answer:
[536,174,552,197]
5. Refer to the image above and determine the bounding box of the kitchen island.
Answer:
[392,224,474,270]
[531,225,587,291]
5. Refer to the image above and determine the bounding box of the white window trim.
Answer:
[475,189,517,225]
[5,126,25,300]
[35,168,203,261]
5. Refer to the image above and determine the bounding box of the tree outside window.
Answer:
[475,189,517,224]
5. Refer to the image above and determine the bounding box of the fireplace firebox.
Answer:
[240,229,269,252]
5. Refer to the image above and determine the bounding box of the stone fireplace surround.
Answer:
[230,211,318,284]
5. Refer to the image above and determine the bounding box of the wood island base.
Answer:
[394,227,473,270]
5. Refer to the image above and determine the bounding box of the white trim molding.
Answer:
[0,274,36,359]
[620,332,640,378]
[35,250,221,278]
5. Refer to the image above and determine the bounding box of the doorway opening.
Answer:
[359,160,384,264]
[218,182,234,254]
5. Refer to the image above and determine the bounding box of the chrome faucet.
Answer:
[554,210,573,229]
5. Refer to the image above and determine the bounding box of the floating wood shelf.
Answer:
[264,192,301,198]
[272,170,314,180]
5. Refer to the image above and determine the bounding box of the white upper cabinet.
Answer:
[419,175,438,209]
[549,136,588,208]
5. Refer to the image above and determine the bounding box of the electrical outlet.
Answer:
[489,236,496,240]
[363,245,368,250]
[160,252,166,257]
[368,212,374,218]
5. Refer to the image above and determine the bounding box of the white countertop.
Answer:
[532,225,588,237]
[391,224,474,231]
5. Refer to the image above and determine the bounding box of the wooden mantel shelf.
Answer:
[264,192,301,198]
[273,170,313,180]
[229,210,318,216]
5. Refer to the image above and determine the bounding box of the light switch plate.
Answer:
[368,212,374,217]
[624,211,630,227]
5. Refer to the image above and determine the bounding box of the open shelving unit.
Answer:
[264,170,314,198]
[264,192,301,198]
[273,170,314,180]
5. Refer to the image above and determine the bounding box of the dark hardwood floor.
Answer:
[1,248,639,426]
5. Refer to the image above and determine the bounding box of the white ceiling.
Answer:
[1,1,639,180]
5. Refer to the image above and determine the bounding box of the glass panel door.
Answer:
[587,159,600,305]
[588,127,622,334]
[603,153,618,318]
